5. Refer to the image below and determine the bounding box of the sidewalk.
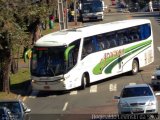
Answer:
[52,21,83,32]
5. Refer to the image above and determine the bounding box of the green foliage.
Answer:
[0,0,57,50]
[0,0,57,92]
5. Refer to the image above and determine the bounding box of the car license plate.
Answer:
[44,86,50,89]
[132,108,143,112]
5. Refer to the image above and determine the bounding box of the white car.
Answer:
[151,66,160,89]
[114,84,159,118]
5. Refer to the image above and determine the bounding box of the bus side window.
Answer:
[92,36,99,52]
[97,34,106,51]
[133,33,140,41]
[67,40,80,68]
[118,34,124,45]
[106,40,110,49]
[139,24,151,40]
[128,29,134,43]
[129,27,140,42]
[109,35,117,48]
[82,37,93,58]
[103,34,110,49]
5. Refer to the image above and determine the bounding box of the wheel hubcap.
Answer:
[133,63,137,72]
[83,77,87,86]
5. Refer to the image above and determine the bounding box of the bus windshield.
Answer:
[82,1,103,13]
[31,46,66,77]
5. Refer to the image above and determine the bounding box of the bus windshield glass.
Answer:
[31,46,66,77]
[82,1,103,13]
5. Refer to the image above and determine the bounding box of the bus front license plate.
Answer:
[44,86,50,89]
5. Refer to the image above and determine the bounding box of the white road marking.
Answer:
[90,85,97,93]
[70,90,78,95]
[158,47,160,52]
[62,102,68,111]
[129,83,136,85]
[29,90,39,98]
[49,95,57,98]
[28,96,36,99]
[109,84,117,91]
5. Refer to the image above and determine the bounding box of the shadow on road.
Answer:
[11,80,31,96]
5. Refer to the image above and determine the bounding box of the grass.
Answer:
[42,22,59,35]
[0,22,60,99]
[0,92,17,100]
[10,68,30,86]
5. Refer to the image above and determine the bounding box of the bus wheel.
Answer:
[131,59,139,75]
[80,74,87,90]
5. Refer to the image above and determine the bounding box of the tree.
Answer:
[25,0,58,44]
[0,0,57,92]
[0,0,30,92]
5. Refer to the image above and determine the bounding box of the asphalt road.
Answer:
[24,12,160,120]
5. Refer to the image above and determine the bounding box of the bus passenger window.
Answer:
[109,38,117,48]
[133,33,140,41]
[139,24,151,40]
[82,37,93,58]
[106,40,110,49]
[97,35,105,51]
[119,34,124,45]
[86,44,93,54]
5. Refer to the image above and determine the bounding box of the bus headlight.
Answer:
[60,79,65,82]
[32,80,36,83]
[64,75,70,80]
[151,75,156,80]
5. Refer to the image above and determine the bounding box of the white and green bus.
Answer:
[30,19,154,91]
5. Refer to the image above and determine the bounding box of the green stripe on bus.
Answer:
[93,40,152,75]
[64,45,75,61]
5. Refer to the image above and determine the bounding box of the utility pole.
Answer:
[58,0,65,30]
[74,0,77,25]
[64,0,68,29]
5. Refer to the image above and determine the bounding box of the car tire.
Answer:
[131,59,139,75]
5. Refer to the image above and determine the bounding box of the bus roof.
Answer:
[35,19,151,47]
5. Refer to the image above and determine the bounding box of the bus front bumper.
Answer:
[31,80,67,91]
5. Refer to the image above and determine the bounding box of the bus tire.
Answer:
[81,74,87,89]
[80,74,90,90]
[131,59,139,75]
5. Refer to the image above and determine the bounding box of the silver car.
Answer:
[115,84,159,116]
[151,66,160,89]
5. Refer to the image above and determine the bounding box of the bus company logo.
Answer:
[101,49,125,62]
[92,49,125,75]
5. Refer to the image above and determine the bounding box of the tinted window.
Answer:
[82,1,103,13]
[0,102,21,114]
[0,108,4,114]
[116,24,151,46]
[139,24,151,40]
[82,36,99,58]
[81,23,151,58]
[97,35,106,50]
[66,39,80,70]
[121,86,153,98]
[31,46,66,76]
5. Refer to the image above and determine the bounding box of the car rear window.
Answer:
[121,86,153,98]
